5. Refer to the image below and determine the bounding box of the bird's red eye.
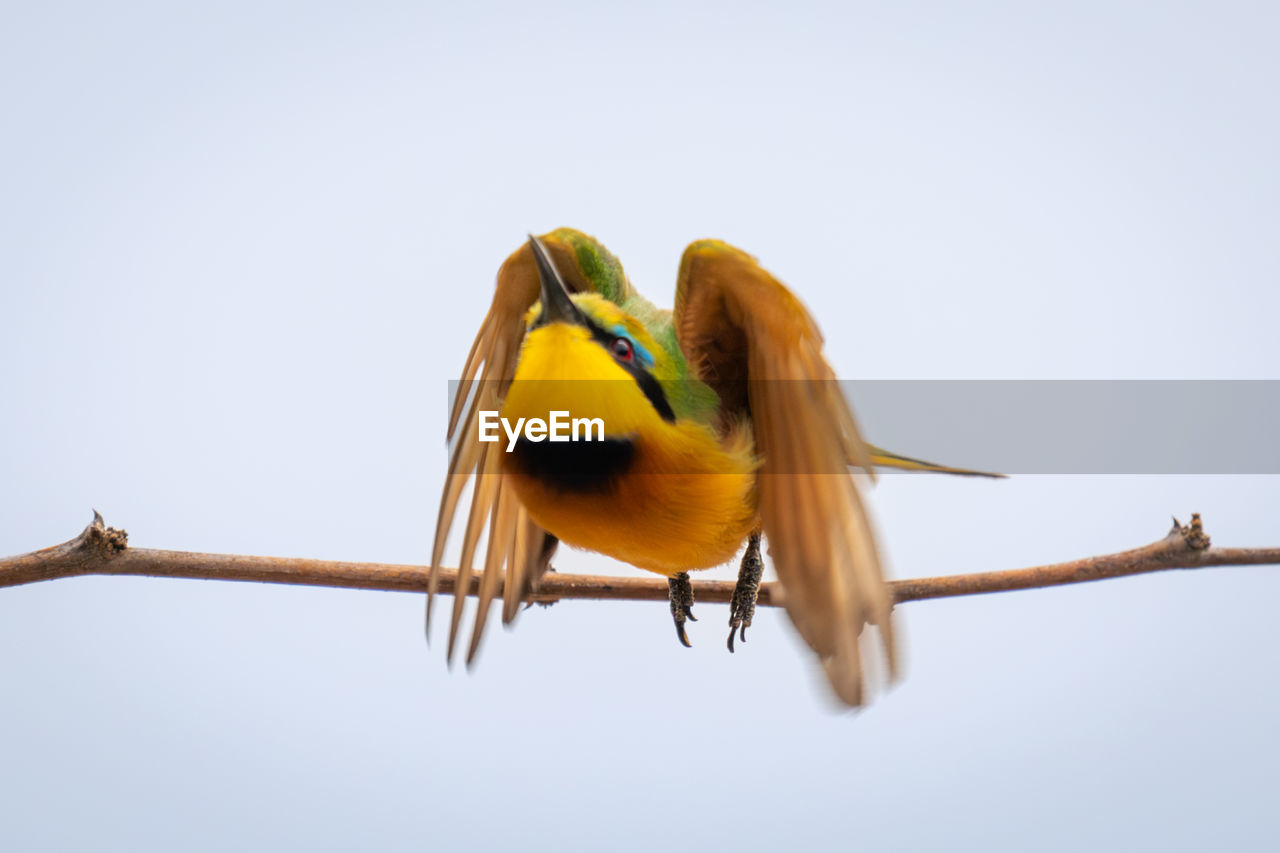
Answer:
[610,337,634,362]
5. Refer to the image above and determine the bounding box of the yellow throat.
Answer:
[498,317,757,575]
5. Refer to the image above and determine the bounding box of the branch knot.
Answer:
[1172,512,1211,551]
[85,510,129,557]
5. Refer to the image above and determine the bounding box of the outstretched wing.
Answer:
[429,233,602,663]
[674,240,895,706]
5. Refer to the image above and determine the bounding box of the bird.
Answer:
[429,228,995,706]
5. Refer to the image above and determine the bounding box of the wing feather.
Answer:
[503,514,557,625]
[445,451,499,662]
[675,240,896,706]
[466,481,518,664]
[430,233,582,658]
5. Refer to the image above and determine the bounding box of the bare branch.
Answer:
[2,513,1277,610]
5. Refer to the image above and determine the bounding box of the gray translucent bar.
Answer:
[848,380,1280,475]
[445,380,1280,474]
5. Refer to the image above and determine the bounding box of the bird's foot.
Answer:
[727,532,763,653]
[668,571,696,648]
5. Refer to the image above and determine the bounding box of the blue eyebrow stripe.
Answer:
[611,324,654,368]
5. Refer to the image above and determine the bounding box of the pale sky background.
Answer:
[3,1,1279,850]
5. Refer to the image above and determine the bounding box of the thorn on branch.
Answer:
[82,511,128,557]
[1171,512,1211,551]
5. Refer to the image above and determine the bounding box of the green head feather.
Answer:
[546,228,720,424]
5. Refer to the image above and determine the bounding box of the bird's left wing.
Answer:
[675,239,894,706]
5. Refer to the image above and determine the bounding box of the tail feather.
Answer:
[866,445,1005,479]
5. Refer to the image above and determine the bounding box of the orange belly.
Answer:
[503,427,758,576]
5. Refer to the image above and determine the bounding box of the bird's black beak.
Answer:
[528,234,585,326]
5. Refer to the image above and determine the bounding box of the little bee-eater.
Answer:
[430,229,992,706]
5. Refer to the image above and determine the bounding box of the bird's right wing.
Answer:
[429,235,593,664]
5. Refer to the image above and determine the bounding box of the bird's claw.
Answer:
[727,532,763,655]
[675,619,693,648]
[668,571,696,648]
